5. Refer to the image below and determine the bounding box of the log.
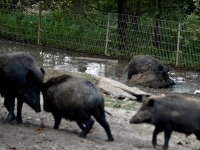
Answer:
[73,57,118,64]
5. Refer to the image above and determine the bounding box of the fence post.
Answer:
[176,23,181,67]
[105,13,110,56]
[37,1,42,45]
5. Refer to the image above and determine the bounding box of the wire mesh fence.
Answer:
[0,2,200,69]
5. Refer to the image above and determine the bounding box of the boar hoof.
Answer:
[12,114,16,120]
[163,146,168,150]
[16,118,23,124]
[6,119,12,124]
[6,114,14,124]
[79,132,86,138]
[108,137,114,142]
[53,126,59,129]
[152,140,157,148]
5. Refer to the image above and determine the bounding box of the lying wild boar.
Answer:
[127,55,169,79]
[42,74,114,141]
[128,71,175,88]
[0,52,45,124]
[130,94,200,150]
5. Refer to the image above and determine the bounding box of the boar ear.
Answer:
[26,70,35,81]
[147,99,154,107]
[40,68,45,76]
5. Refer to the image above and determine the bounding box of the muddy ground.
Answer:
[0,69,200,150]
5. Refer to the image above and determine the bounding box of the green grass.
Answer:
[1,9,200,69]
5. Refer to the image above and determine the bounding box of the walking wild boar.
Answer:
[0,52,45,124]
[130,94,200,150]
[127,55,169,79]
[42,74,114,141]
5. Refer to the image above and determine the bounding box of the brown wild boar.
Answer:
[130,94,200,150]
[128,71,175,88]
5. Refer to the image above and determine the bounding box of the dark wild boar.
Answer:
[127,55,169,79]
[128,71,175,88]
[42,74,114,141]
[130,94,200,150]
[0,52,45,124]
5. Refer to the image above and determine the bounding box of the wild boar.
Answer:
[130,94,200,150]
[0,52,45,123]
[128,71,175,88]
[127,55,169,79]
[42,74,114,141]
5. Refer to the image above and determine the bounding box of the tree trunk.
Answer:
[73,0,84,15]
[153,19,160,49]
[152,0,161,51]
[133,0,140,34]
[117,0,128,51]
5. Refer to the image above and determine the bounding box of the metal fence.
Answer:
[0,2,200,69]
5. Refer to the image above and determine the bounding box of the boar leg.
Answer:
[4,101,16,120]
[79,118,94,138]
[194,131,200,140]
[94,113,114,141]
[76,121,85,131]
[52,112,62,129]
[4,96,15,123]
[163,126,172,150]
[152,126,164,148]
[16,99,23,124]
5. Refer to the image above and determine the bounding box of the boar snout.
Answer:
[130,119,133,124]
[130,117,140,124]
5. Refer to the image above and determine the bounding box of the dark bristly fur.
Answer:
[130,94,200,150]
[42,74,114,141]
[0,52,45,124]
[127,55,169,79]
[42,74,72,95]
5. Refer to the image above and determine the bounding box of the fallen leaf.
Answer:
[88,130,93,134]
[177,141,182,145]
[40,122,44,128]
[36,127,42,132]
[36,122,44,132]
[9,145,17,149]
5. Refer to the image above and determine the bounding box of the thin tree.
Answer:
[117,0,128,51]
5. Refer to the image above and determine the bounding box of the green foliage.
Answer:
[0,11,38,42]
[0,1,200,69]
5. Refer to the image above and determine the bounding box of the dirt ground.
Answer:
[0,69,200,150]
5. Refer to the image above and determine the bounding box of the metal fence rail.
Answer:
[0,2,200,69]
